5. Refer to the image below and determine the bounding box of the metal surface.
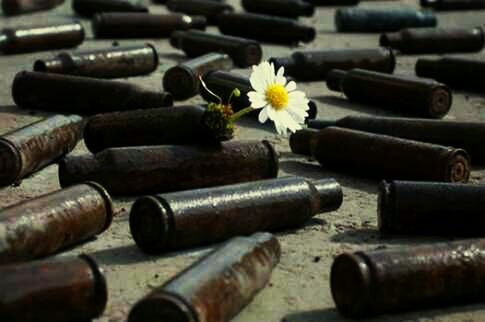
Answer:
[34,43,158,78]
[416,57,485,92]
[58,140,279,195]
[420,0,485,10]
[84,105,218,153]
[305,0,359,5]
[72,0,147,17]
[128,232,281,322]
[241,0,314,19]
[331,239,485,317]
[12,71,173,114]
[335,8,437,32]
[2,0,64,15]
[0,182,113,263]
[380,27,485,54]
[0,114,84,186]
[217,12,316,44]
[269,47,395,81]
[289,128,319,156]
[0,255,107,322]
[311,126,471,182]
[129,177,342,253]
[170,30,262,68]
[378,180,485,235]
[166,0,234,24]
[0,21,84,54]
[307,115,485,163]
[163,53,233,100]
[92,13,206,38]
[326,69,452,118]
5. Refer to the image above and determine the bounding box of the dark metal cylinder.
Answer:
[201,70,318,120]
[33,44,159,78]
[269,47,395,81]
[335,8,437,32]
[311,126,471,182]
[163,53,233,100]
[416,57,485,92]
[72,0,148,17]
[92,13,207,38]
[166,0,234,24]
[305,0,359,5]
[289,128,319,156]
[170,30,262,68]
[326,69,452,119]
[130,177,342,253]
[58,140,279,195]
[331,239,485,317]
[0,254,107,322]
[0,114,84,186]
[2,0,64,15]
[308,115,485,164]
[0,182,113,264]
[379,180,485,236]
[128,232,280,322]
[380,27,485,54]
[217,12,316,44]
[84,105,218,153]
[421,0,485,10]
[0,22,84,54]
[241,0,314,18]
[12,71,173,114]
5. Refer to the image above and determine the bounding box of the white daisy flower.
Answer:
[247,61,310,135]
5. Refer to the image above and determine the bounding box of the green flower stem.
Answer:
[229,106,254,122]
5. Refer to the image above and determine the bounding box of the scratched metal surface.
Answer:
[0,1,485,321]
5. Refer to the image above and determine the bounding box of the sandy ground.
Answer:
[1,0,485,321]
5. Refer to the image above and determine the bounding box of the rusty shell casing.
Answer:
[201,70,318,120]
[311,127,471,183]
[217,12,316,44]
[72,0,147,17]
[2,0,64,15]
[289,128,319,156]
[92,13,206,39]
[12,71,173,115]
[305,0,359,6]
[335,8,437,32]
[0,22,84,55]
[331,239,485,318]
[58,141,279,196]
[379,180,485,236]
[33,44,159,79]
[170,30,262,68]
[166,0,234,25]
[421,0,485,10]
[0,254,107,322]
[130,177,342,253]
[84,105,216,153]
[269,47,395,81]
[128,232,280,322]
[326,69,452,119]
[416,57,485,92]
[241,0,314,19]
[308,115,485,164]
[0,114,85,186]
[380,27,485,54]
[0,182,113,264]
[163,52,233,100]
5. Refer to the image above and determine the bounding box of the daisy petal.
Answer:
[258,106,269,124]
[247,91,267,109]
[280,110,302,133]
[250,66,266,92]
[285,81,297,92]
[275,66,286,85]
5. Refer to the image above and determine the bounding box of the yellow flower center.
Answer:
[265,84,288,110]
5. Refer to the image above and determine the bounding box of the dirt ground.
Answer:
[1,0,485,321]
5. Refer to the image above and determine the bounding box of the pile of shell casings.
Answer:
[1,0,485,320]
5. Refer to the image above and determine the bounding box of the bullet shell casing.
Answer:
[59,141,279,195]
[170,30,262,68]
[0,182,113,264]
[331,239,485,317]
[311,126,470,182]
[34,44,159,78]
[2,0,64,15]
[289,128,319,156]
[72,0,148,17]
[241,0,315,19]
[128,233,280,322]
[166,0,234,24]
[130,177,342,253]
[306,0,359,5]
[0,114,84,186]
